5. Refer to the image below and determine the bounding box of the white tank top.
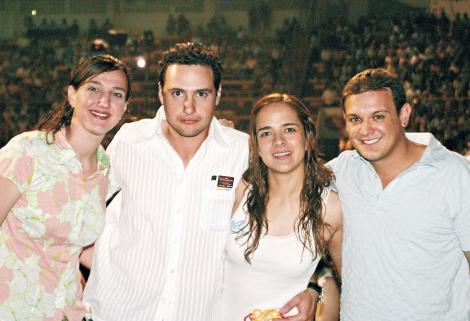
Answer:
[217,190,329,321]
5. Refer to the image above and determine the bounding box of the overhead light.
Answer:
[137,56,146,68]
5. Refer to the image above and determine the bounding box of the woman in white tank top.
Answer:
[218,93,343,321]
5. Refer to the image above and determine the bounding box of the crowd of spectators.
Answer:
[309,11,470,153]
[0,35,74,147]
[0,11,468,154]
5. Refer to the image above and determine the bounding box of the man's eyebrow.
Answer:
[372,110,390,114]
[166,88,213,92]
[345,109,390,116]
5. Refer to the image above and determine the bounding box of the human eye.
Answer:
[112,91,124,98]
[87,86,99,93]
[196,91,209,98]
[374,113,385,120]
[257,130,271,138]
[285,126,297,133]
[347,116,360,123]
[171,90,183,97]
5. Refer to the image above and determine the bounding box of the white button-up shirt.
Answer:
[83,107,249,321]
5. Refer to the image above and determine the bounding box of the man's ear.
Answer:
[399,103,412,128]
[158,82,164,105]
[215,85,222,106]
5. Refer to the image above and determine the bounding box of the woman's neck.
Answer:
[66,125,102,176]
[268,169,304,201]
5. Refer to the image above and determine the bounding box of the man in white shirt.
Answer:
[83,42,318,321]
[329,68,470,321]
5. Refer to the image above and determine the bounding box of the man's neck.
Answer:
[372,138,426,188]
[163,123,209,167]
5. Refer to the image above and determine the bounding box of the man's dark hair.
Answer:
[158,42,223,90]
[342,68,406,112]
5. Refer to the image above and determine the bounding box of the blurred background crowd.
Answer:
[0,0,469,158]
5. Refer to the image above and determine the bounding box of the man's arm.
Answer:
[316,275,340,321]
[314,191,343,321]
[278,268,339,321]
[279,288,318,321]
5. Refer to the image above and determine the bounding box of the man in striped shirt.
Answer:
[83,42,319,321]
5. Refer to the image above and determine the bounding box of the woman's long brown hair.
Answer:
[240,93,334,263]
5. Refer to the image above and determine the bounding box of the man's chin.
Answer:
[166,120,211,139]
[355,148,380,162]
[175,127,208,138]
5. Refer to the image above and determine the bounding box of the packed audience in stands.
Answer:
[0,11,468,154]
[310,12,470,152]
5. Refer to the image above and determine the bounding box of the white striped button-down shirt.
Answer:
[83,107,249,321]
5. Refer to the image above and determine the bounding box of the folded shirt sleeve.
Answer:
[0,136,35,193]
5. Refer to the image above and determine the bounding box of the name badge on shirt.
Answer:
[211,175,234,190]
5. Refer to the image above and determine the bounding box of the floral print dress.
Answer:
[0,129,109,321]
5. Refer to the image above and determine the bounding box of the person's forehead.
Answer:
[345,89,394,111]
[165,64,213,79]
[257,102,297,118]
[256,103,301,127]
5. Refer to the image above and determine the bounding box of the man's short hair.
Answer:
[158,42,223,90]
[342,68,406,112]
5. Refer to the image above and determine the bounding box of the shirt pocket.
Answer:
[201,188,233,232]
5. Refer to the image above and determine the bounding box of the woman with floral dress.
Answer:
[0,54,131,321]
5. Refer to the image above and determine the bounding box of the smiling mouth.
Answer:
[90,110,111,120]
[363,138,380,145]
[273,151,291,158]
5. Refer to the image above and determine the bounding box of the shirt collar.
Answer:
[153,106,231,148]
[411,134,446,169]
[95,145,110,172]
[50,128,76,165]
[50,128,110,173]
[351,132,445,169]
